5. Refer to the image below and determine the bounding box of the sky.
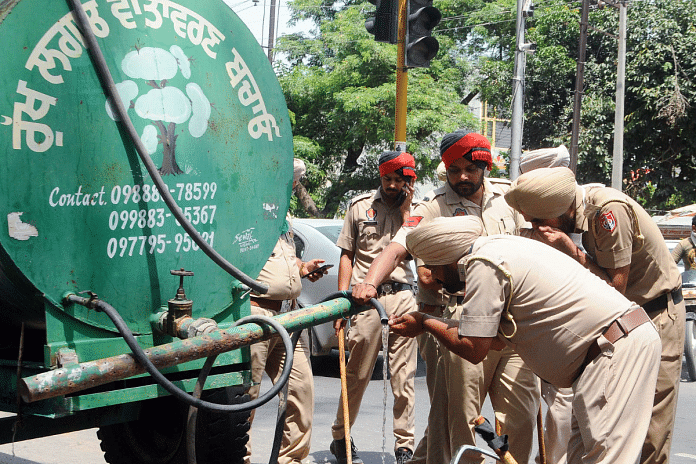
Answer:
[223,0,312,52]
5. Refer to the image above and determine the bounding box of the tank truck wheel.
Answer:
[195,386,251,464]
[98,386,251,464]
[685,318,696,382]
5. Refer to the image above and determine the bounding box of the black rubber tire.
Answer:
[98,386,251,464]
[685,317,696,382]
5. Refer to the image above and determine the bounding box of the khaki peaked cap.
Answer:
[405,216,484,266]
[505,167,577,220]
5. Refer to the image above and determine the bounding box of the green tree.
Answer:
[276,1,478,218]
[477,0,696,210]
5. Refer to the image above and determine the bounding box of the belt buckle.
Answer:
[382,283,393,294]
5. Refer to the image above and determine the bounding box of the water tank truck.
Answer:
[0,1,374,462]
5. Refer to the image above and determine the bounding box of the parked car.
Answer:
[292,218,345,357]
[292,218,417,357]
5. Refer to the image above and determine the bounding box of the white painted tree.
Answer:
[106,45,211,175]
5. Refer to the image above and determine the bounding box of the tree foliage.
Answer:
[480,0,696,210]
[277,0,696,215]
[276,1,478,217]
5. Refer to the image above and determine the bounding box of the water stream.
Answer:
[381,324,389,464]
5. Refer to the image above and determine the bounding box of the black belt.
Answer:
[579,306,651,379]
[642,286,683,314]
[376,282,414,295]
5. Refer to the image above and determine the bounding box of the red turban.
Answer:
[379,151,417,179]
[441,133,492,170]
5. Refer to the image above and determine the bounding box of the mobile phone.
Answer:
[397,181,413,205]
[302,264,333,279]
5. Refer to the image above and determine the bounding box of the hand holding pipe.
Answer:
[318,291,388,325]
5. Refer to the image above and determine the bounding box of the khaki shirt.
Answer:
[392,178,525,305]
[574,185,681,305]
[337,189,415,286]
[458,235,633,388]
[254,215,302,301]
[672,236,696,270]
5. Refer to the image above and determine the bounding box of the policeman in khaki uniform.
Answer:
[389,216,661,464]
[245,159,328,464]
[352,131,540,464]
[330,151,418,464]
[505,167,685,464]
[671,215,696,270]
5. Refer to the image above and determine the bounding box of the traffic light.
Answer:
[365,0,399,44]
[405,0,441,68]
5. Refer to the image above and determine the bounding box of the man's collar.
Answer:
[375,186,399,207]
[574,184,588,232]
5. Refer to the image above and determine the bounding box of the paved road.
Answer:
[1,357,695,464]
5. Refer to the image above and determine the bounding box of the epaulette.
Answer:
[419,186,446,204]
[485,178,511,195]
[349,191,376,206]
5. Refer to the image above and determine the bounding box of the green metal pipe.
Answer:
[20,298,365,403]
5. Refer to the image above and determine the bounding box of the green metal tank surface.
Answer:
[0,0,293,334]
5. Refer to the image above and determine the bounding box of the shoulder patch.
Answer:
[404,216,423,228]
[598,211,617,232]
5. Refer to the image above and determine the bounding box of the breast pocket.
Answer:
[358,223,380,249]
[500,216,517,235]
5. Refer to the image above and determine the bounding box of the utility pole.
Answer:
[611,0,627,190]
[267,0,277,63]
[394,0,408,152]
[570,0,590,173]
[509,0,534,180]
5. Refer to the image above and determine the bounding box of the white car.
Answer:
[292,218,344,356]
[292,218,417,357]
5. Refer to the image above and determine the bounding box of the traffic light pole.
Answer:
[394,0,408,152]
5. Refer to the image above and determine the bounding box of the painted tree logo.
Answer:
[106,45,211,175]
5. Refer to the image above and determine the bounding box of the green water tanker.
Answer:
[0,1,365,463]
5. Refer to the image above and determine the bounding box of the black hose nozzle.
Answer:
[369,297,389,325]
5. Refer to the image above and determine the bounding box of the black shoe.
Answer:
[330,438,364,464]
[395,447,413,464]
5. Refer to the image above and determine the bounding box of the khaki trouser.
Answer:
[410,309,446,464]
[246,304,314,464]
[539,293,686,464]
[410,300,540,464]
[331,290,418,452]
[641,293,685,464]
[412,303,540,464]
[536,382,573,464]
[568,322,661,464]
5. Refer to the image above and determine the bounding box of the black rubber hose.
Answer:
[66,294,293,412]
[319,291,388,324]
[185,327,301,464]
[186,355,217,464]
[66,0,268,295]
